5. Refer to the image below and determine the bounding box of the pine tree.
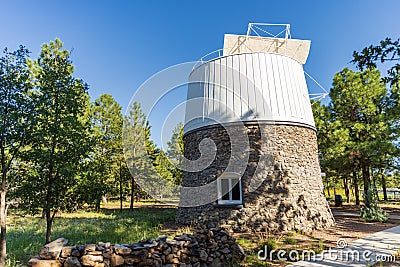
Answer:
[90,94,124,210]
[166,122,184,185]
[123,101,148,210]
[17,39,92,244]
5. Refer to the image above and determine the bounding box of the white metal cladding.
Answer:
[184,52,315,133]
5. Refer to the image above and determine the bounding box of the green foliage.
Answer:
[330,68,390,163]
[352,37,400,86]
[283,237,296,245]
[123,101,155,206]
[0,40,185,256]
[150,122,184,188]
[360,187,388,222]
[15,38,92,243]
[166,122,184,185]
[154,150,174,182]
[236,238,254,248]
[260,238,276,254]
[0,45,33,265]
[0,46,32,168]
[310,240,325,254]
[313,67,398,210]
[352,37,400,202]
[87,94,127,209]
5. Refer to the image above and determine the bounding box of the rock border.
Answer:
[28,228,245,267]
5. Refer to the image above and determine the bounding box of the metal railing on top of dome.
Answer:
[192,49,224,70]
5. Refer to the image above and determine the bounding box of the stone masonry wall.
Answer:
[28,228,245,267]
[176,123,335,233]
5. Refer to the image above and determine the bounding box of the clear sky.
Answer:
[1,0,399,147]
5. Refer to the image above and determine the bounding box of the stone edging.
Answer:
[28,228,246,267]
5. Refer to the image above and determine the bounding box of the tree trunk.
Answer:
[130,177,134,211]
[119,161,123,213]
[0,188,6,267]
[45,210,53,244]
[372,172,379,201]
[343,176,350,203]
[95,191,101,211]
[0,143,7,266]
[381,169,388,201]
[353,169,360,206]
[361,160,371,208]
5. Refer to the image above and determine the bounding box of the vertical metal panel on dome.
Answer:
[185,51,315,134]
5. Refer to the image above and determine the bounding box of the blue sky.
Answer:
[1,0,399,147]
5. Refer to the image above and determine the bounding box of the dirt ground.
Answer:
[313,206,400,248]
[161,204,400,247]
[159,203,400,266]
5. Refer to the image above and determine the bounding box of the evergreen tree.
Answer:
[166,122,184,185]
[17,39,92,244]
[352,38,400,200]
[329,67,392,209]
[123,101,148,210]
[89,94,124,210]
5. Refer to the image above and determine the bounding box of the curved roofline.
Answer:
[190,51,303,76]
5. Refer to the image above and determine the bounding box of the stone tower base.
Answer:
[176,123,335,233]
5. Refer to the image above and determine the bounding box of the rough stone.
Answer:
[71,249,80,257]
[39,238,68,260]
[163,246,172,255]
[176,124,335,232]
[110,254,124,266]
[29,229,245,267]
[219,248,230,254]
[136,259,156,266]
[156,235,167,242]
[28,258,62,267]
[231,243,246,260]
[199,250,208,262]
[124,256,141,264]
[98,242,111,249]
[84,244,97,254]
[113,244,132,255]
[80,255,103,266]
[61,246,74,257]
[166,254,179,264]
[64,257,81,267]
[88,251,103,256]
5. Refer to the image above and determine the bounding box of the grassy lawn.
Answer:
[6,202,176,267]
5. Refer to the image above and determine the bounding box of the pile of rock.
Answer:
[28,228,246,267]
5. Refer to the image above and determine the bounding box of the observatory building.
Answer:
[176,24,334,232]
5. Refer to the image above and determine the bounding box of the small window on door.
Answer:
[217,173,242,205]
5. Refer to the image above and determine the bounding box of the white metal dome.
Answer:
[184,24,315,134]
[184,52,315,133]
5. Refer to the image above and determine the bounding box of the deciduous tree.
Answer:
[0,46,32,266]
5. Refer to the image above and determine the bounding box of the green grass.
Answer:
[259,238,277,255]
[6,205,176,267]
[283,237,296,245]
